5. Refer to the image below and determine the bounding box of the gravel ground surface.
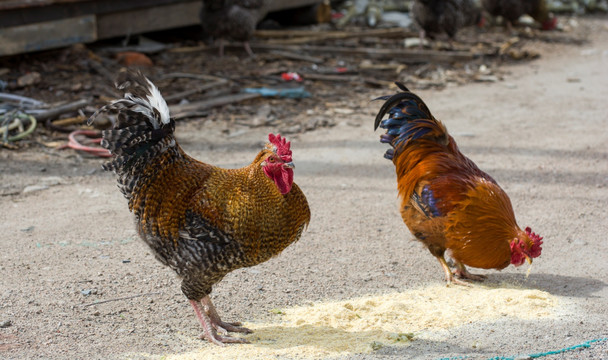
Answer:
[1,16,607,360]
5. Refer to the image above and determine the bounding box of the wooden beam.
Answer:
[96,1,201,40]
[35,99,90,121]
[268,50,324,63]
[0,15,96,56]
[264,0,322,13]
[246,44,479,63]
[0,0,195,29]
[255,28,416,44]
[302,73,359,82]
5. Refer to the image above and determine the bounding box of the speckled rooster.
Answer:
[200,0,267,57]
[374,83,543,285]
[411,0,484,42]
[89,69,310,345]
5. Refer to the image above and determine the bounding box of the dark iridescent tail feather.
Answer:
[88,69,178,199]
[374,82,441,160]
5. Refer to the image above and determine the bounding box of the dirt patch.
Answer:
[161,285,558,359]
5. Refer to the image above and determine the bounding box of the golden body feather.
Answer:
[130,146,310,264]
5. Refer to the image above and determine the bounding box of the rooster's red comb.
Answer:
[268,133,292,161]
[525,227,543,258]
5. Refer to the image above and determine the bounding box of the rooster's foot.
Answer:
[199,332,250,345]
[201,296,253,335]
[454,271,487,281]
[191,298,252,345]
[446,276,474,287]
[213,320,252,335]
[454,262,487,281]
[438,256,481,286]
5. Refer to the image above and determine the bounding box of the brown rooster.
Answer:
[89,70,310,345]
[374,83,543,285]
[481,0,557,31]
[411,0,484,43]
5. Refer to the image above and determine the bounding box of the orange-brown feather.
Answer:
[395,131,516,269]
[445,178,518,269]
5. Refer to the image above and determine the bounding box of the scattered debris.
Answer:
[115,51,153,67]
[60,130,111,157]
[244,87,311,98]
[0,320,12,328]
[46,115,88,133]
[22,176,65,194]
[81,292,160,307]
[281,72,303,82]
[0,111,37,145]
[370,340,384,351]
[35,99,89,122]
[0,9,593,144]
[387,332,415,343]
[0,93,46,110]
[80,289,97,296]
[269,50,324,63]
[16,72,41,87]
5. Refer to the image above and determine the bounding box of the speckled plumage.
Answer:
[91,69,310,344]
[411,0,482,39]
[200,0,266,56]
[374,83,542,285]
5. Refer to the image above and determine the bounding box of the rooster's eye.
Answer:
[268,156,276,163]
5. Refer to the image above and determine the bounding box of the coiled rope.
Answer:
[437,337,607,360]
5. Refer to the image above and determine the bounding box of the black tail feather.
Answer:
[89,69,178,199]
[374,83,444,160]
[374,82,434,130]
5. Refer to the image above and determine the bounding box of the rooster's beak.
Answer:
[525,255,532,265]
[283,162,295,169]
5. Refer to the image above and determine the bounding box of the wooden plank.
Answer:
[300,73,360,82]
[0,15,96,56]
[0,1,91,10]
[35,99,90,121]
[0,0,317,12]
[255,28,415,41]
[0,0,192,29]
[269,50,324,64]
[246,44,479,63]
[96,1,201,40]
[264,0,322,13]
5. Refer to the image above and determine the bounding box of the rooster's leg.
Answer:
[189,299,249,345]
[418,30,426,49]
[201,296,253,335]
[436,256,473,286]
[218,39,225,57]
[506,21,515,35]
[453,261,487,281]
[243,42,256,58]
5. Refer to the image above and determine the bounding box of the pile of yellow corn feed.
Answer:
[151,284,558,359]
